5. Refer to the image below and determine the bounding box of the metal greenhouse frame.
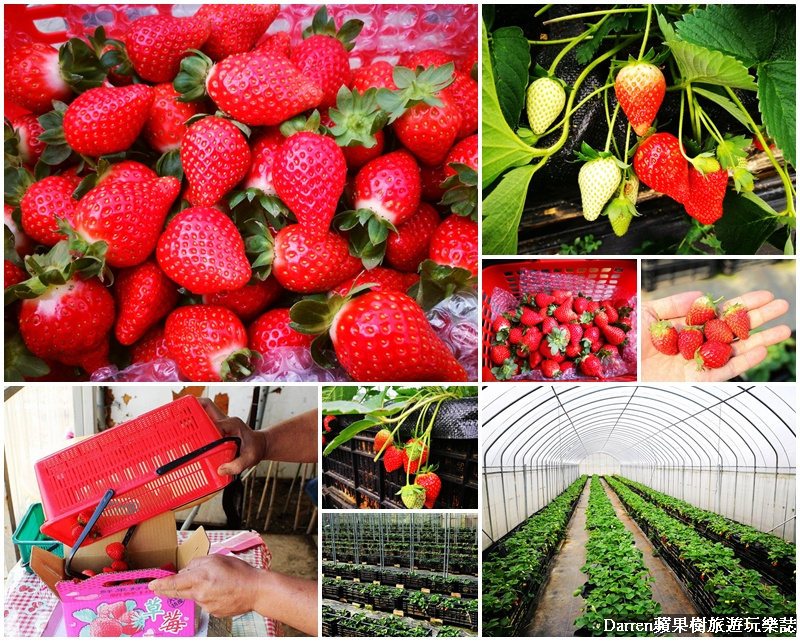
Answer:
[481,384,796,549]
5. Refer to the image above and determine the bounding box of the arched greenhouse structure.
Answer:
[481,384,796,637]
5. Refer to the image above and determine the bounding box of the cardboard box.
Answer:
[31,512,208,637]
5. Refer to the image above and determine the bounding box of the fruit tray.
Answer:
[11,502,64,574]
[482,259,638,381]
[34,396,238,546]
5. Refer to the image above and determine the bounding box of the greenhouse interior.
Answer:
[481,385,796,637]
[322,513,478,637]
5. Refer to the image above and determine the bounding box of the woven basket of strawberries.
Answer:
[482,259,638,381]
[4,4,479,383]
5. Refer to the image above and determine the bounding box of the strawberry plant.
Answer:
[4,4,478,382]
[483,5,796,255]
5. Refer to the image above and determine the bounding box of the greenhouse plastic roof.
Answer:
[482,385,796,471]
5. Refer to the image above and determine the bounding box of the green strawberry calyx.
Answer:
[328,87,388,149]
[574,142,627,169]
[334,207,398,270]
[377,63,456,124]
[398,483,426,509]
[439,162,478,221]
[302,5,363,50]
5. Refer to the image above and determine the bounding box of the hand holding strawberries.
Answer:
[643,290,791,382]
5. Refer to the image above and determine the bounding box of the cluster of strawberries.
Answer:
[489,290,634,381]
[374,429,441,510]
[4,4,478,383]
[649,293,750,369]
[75,540,176,580]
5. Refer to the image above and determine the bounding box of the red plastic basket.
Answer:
[34,396,238,546]
[481,259,638,382]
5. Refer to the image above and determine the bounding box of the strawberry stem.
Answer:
[637,4,653,61]
[542,7,647,25]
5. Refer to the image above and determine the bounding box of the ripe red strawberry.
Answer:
[404,438,429,473]
[71,176,180,269]
[352,61,397,94]
[448,70,479,139]
[385,202,440,273]
[419,162,449,202]
[124,15,211,83]
[381,64,462,167]
[383,446,405,472]
[614,62,666,136]
[143,83,204,154]
[634,133,690,204]
[290,7,363,109]
[541,359,562,379]
[203,276,283,323]
[573,295,590,315]
[553,300,577,323]
[649,320,679,355]
[684,167,727,225]
[176,50,323,127]
[493,316,512,334]
[374,429,393,453]
[704,318,734,344]
[678,326,705,361]
[490,344,511,365]
[62,85,154,156]
[602,325,628,346]
[565,343,582,359]
[722,303,750,340]
[271,225,361,293]
[552,290,572,305]
[686,293,722,326]
[248,308,315,352]
[521,328,542,354]
[273,132,347,235]
[579,353,603,377]
[416,471,442,509]
[9,114,47,167]
[566,323,583,345]
[353,150,422,227]
[601,302,619,324]
[291,290,468,382]
[196,4,280,61]
[113,259,180,346]
[4,260,26,289]
[520,307,543,327]
[323,415,336,433]
[508,327,523,345]
[19,175,77,246]
[240,128,285,196]
[18,274,114,370]
[106,541,126,561]
[593,310,610,328]
[429,215,478,277]
[406,49,455,70]
[529,350,543,369]
[181,116,251,207]
[535,293,556,308]
[332,267,419,298]
[165,304,256,382]
[695,340,732,370]
[157,206,250,295]
[130,324,170,364]
[95,160,157,187]
[541,317,558,336]
[254,31,292,58]
[5,43,75,113]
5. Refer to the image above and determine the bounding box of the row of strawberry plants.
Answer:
[483,475,588,637]
[322,605,432,637]
[575,476,662,635]
[612,475,796,578]
[605,476,796,618]
[322,563,478,595]
[323,578,478,629]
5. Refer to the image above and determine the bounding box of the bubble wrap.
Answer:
[4,4,478,68]
[92,294,479,382]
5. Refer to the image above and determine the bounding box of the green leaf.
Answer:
[768,7,795,63]
[482,164,538,255]
[692,86,752,130]
[714,191,778,254]
[757,60,796,167]
[656,9,677,43]
[490,27,530,129]
[669,41,758,90]
[481,20,535,188]
[576,14,629,66]
[322,417,381,455]
[676,5,776,69]
[321,386,362,404]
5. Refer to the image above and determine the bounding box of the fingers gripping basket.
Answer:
[482,260,638,381]
[34,396,238,547]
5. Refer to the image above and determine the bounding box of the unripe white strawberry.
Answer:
[579,157,621,221]
[526,77,565,135]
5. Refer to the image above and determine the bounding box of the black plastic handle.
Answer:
[155,436,241,476]
[64,488,115,579]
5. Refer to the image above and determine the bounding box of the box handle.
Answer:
[64,489,115,578]
[155,436,241,476]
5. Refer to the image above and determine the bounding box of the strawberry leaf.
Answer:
[490,26,530,129]
[4,322,50,381]
[482,164,538,255]
[757,60,796,166]
[323,417,380,455]
[714,191,778,255]
[668,41,757,90]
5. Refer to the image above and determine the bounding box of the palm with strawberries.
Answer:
[642,290,790,382]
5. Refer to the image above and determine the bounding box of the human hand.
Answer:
[642,290,791,382]
[148,555,263,618]
[197,397,266,476]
